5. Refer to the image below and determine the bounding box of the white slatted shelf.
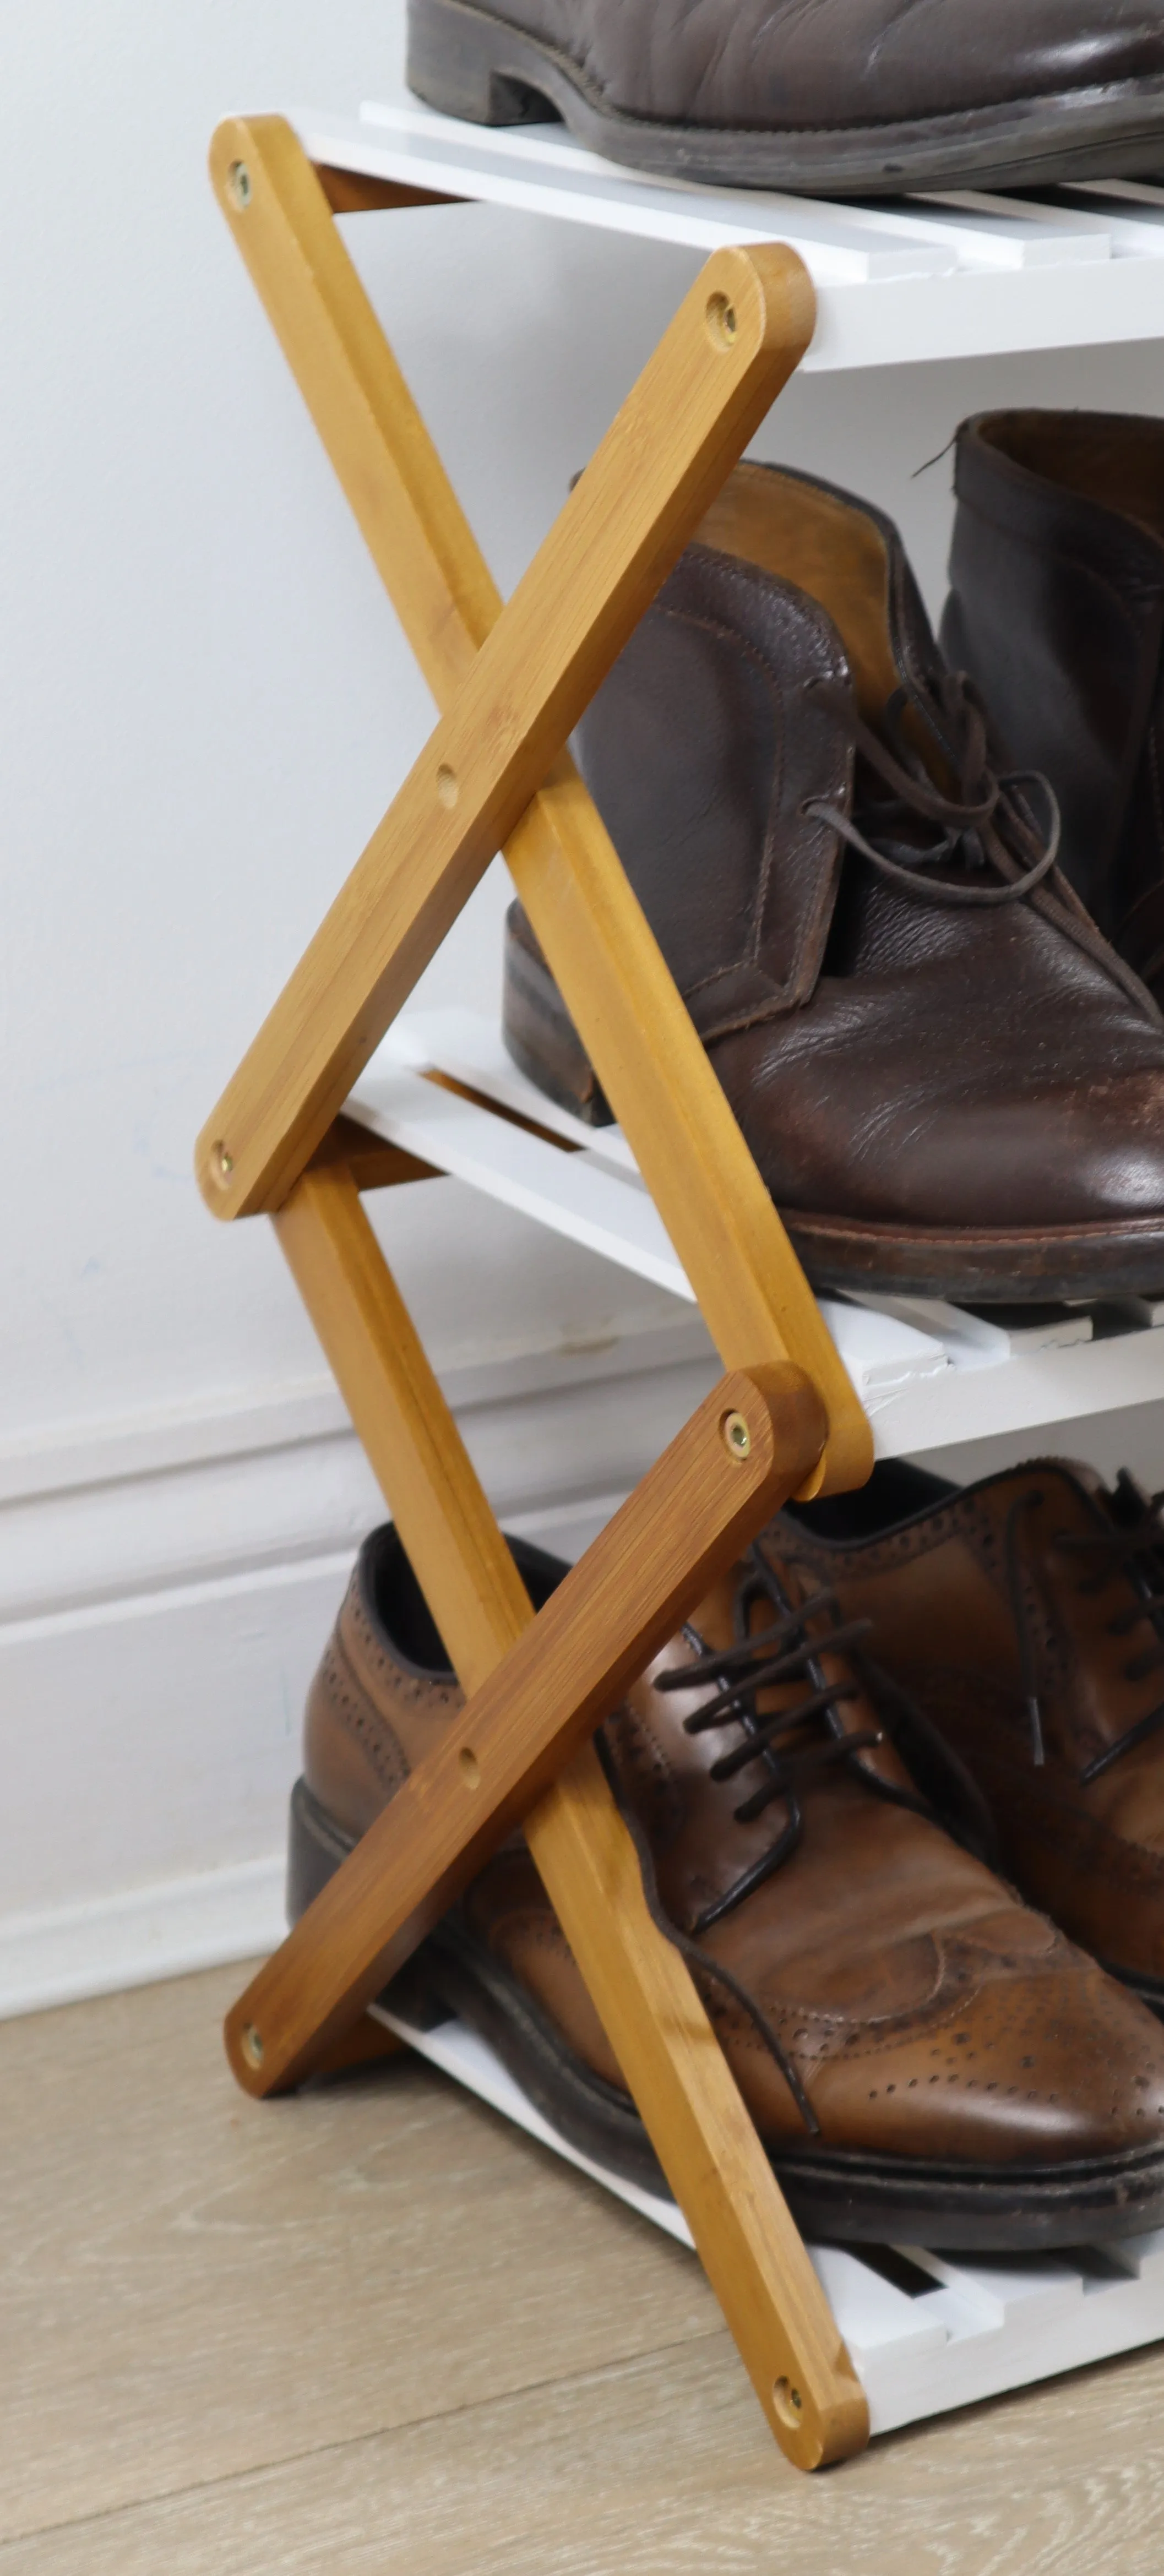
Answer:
[292,89,1164,369]
[351,1009,1164,1458]
[376,1995,1164,2437]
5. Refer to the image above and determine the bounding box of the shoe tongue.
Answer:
[673,1542,912,1793]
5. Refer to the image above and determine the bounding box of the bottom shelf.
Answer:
[376,1998,1164,2439]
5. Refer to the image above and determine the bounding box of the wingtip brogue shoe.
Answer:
[289,1516,1164,2251]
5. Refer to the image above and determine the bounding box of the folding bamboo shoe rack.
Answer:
[199,104,1164,2469]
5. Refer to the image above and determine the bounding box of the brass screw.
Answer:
[771,2377,804,2430]
[722,1409,751,1462]
[459,1746,481,1790]
[241,2023,264,2069]
[705,292,738,350]
[213,1141,234,1181]
[436,763,459,809]
[226,160,252,212]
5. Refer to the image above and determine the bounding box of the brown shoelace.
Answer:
[803,666,1062,907]
[603,1546,935,2137]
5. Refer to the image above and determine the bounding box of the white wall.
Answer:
[5,0,1164,2012]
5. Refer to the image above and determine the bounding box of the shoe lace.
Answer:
[603,1545,933,2139]
[803,667,1061,908]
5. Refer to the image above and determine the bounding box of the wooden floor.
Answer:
[4,1966,1164,2573]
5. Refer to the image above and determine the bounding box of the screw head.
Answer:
[241,2023,264,2069]
[771,2376,804,2431]
[226,160,252,212]
[213,1141,235,1181]
[722,1409,751,1462]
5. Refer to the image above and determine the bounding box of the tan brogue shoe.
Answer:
[289,1518,1164,2252]
[782,1457,1164,2021]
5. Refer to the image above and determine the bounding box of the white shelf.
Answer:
[292,91,1164,371]
[379,1997,1164,2438]
[352,1009,1164,1458]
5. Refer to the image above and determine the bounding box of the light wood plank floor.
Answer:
[4,1963,1164,2573]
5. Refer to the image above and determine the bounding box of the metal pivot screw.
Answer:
[772,2377,804,2430]
[213,1141,235,1181]
[241,2023,264,2069]
[226,160,252,212]
[705,292,738,350]
[722,1409,752,1462]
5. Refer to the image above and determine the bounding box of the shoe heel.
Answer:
[502,900,613,1126]
[406,0,549,127]
[286,1776,353,1923]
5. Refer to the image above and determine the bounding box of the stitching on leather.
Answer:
[650,598,788,991]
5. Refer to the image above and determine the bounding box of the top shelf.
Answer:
[294,92,1164,371]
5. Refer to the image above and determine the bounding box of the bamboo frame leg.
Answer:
[198,115,869,1497]
[225,1163,864,2468]
[200,118,874,2466]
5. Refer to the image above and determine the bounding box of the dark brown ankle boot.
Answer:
[942,409,1164,1006]
[504,459,1164,1304]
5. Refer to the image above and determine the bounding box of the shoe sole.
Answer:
[502,917,1164,1303]
[288,1777,1164,2252]
[406,0,1164,197]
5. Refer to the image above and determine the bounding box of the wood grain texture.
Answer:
[195,116,868,1493]
[0,1968,716,2545]
[226,1264,822,2088]
[197,118,814,1227]
[6,1967,1164,2574]
[265,1168,856,2464]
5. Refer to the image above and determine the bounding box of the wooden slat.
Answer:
[244,1166,862,2466]
[195,116,868,1493]
[314,165,463,214]
[308,1110,439,1192]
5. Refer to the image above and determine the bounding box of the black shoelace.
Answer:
[803,666,1061,908]
[1005,1474,1164,1780]
[603,1545,932,2138]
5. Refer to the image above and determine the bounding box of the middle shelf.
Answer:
[351,1007,1164,1460]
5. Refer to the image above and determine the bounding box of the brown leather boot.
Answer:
[288,1517,1164,2251]
[406,0,1164,196]
[780,1458,1164,2021]
[503,459,1164,1304]
[942,410,1164,1009]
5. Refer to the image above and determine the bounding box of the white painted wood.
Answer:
[0,1857,287,2021]
[382,1999,1164,2439]
[290,90,1164,372]
[356,1013,1164,1456]
[352,1060,955,1401]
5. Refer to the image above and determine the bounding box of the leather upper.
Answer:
[481,0,1164,128]
[512,459,1164,1240]
[302,1517,1164,2166]
[780,1461,1164,1990]
[942,410,1164,1002]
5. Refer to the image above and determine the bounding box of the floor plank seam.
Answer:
[0,2327,735,2549]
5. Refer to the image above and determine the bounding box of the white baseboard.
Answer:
[0,1317,716,2019]
[0,1855,287,2022]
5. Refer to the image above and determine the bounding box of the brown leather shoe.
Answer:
[503,460,1164,1303]
[942,410,1164,1010]
[287,1517,1164,2250]
[406,0,1164,195]
[780,1458,1164,2019]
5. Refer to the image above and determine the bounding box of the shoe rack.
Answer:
[198,98,1164,2468]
